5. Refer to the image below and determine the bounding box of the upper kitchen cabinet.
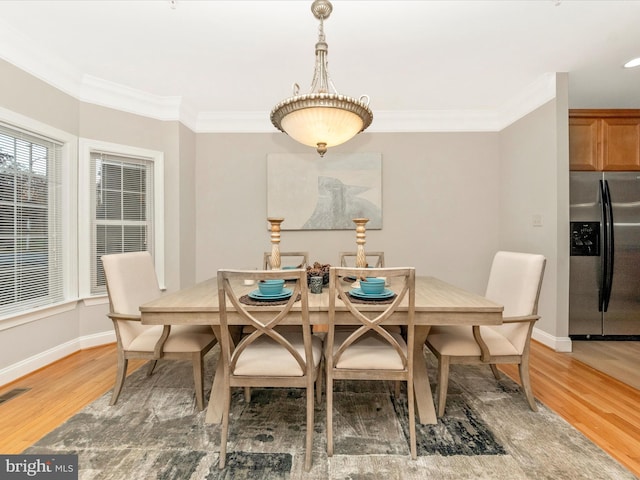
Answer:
[569,114,599,171]
[569,110,640,171]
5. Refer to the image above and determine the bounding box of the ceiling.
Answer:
[1,0,640,132]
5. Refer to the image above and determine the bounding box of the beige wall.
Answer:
[179,124,197,287]
[499,102,562,341]
[195,131,501,293]
[497,73,570,347]
[0,59,78,134]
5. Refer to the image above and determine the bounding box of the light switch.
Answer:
[532,214,543,227]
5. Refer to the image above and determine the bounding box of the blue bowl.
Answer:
[258,279,285,296]
[360,277,385,295]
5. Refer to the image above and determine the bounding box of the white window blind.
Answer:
[89,152,155,294]
[0,123,64,317]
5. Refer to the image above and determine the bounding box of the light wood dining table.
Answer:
[139,275,503,425]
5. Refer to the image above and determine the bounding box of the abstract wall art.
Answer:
[267,152,382,230]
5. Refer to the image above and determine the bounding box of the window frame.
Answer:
[78,139,165,299]
[0,106,78,328]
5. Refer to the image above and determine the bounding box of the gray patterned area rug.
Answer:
[26,346,635,480]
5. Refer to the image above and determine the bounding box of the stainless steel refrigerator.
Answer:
[570,172,640,337]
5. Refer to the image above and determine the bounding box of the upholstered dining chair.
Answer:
[216,268,323,471]
[263,251,309,269]
[339,251,385,268]
[326,266,416,459]
[102,251,217,411]
[425,251,546,417]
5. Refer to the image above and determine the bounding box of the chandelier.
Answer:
[270,0,373,157]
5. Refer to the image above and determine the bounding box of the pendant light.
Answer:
[270,0,373,157]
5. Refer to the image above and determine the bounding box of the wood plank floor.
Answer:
[0,347,146,454]
[567,341,640,391]
[501,341,640,477]
[0,341,638,477]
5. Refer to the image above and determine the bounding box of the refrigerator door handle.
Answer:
[598,180,609,312]
[603,179,615,311]
[598,180,607,312]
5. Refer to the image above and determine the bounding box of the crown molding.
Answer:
[366,109,504,133]
[78,75,188,124]
[494,72,557,130]
[193,108,506,133]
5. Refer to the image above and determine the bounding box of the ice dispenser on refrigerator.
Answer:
[570,222,599,257]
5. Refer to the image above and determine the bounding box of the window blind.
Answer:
[0,123,64,317]
[90,151,154,294]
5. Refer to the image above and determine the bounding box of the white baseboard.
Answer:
[532,327,572,352]
[0,330,115,387]
[78,331,116,349]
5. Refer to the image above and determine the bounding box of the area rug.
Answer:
[25,346,635,480]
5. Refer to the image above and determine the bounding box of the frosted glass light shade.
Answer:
[271,93,373,156]
[282,107,362,147]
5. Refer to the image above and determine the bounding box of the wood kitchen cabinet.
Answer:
[569,109,640,171]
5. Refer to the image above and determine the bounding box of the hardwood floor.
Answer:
[0,341,639,477]
[567,341,640,391]
[501,341,640,477]
[0,346,146,454]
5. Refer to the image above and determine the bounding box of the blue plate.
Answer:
[348,288,395,299]
[248,287,293,301]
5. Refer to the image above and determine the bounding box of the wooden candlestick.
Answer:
[267,217,284,270]
[352,217,369,268]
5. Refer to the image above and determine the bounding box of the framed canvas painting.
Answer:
[267,152,382,230]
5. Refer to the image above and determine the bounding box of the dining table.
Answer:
[139,275,503,425]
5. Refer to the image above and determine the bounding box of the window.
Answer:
[0,123,64,317]
[91,153,153,293]
[79,140,164,297]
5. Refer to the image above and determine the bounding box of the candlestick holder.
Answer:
[352,217,369,268]
[267,217,285,270]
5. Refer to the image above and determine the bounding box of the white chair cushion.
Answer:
[427,325,519,357]
[332,330,407,370]
[128,325,215,353]
[233,333,323,377]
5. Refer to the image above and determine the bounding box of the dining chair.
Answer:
[339,251,385,268]
[216,268,323,471]
[102,251,217,410]
[263,251,309,269]
[326,266,416,459]
[425,251,546,416]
